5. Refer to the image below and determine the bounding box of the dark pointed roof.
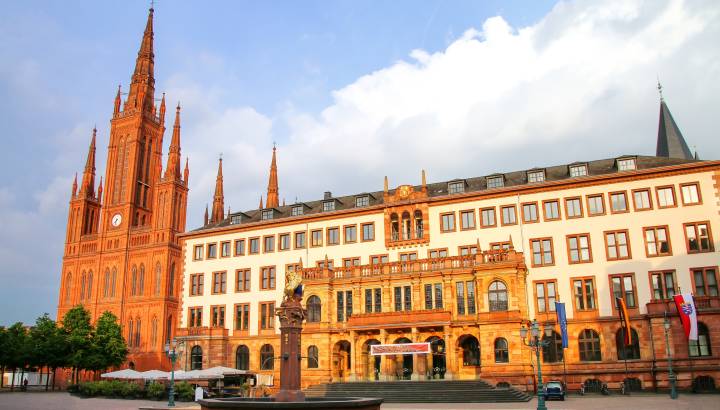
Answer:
[656,100,693,160]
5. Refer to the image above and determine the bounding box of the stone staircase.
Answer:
[304,380,533,403]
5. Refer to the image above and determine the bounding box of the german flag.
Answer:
[616,296,631,345]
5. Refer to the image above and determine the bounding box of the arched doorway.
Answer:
[333,340,352,381]
[426,336,446,379]
[362,339,381,380]
[394,337,413,380]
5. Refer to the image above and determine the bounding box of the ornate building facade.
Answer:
[58,8,189,371]
[177,97,719,391]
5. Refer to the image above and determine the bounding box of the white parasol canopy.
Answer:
[139,370,170,380]
[172,367,248,380]
[100,369,142,379]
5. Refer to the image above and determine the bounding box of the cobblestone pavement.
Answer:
[0,392,717,410]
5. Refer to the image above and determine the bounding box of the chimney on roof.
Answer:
[324,191,332,200]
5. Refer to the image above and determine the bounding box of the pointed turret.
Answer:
[126,7,156,113]
[265,146,279,208]
[71,173,78,198]
[183,157,190,185]
[656,83,693,160]
[97,177,103,203]
[113,85,122,116]
[159,93,166,125]
[164,103,182,180]
[259,195,264,210]
[204,204,209,226]
[210,158,225,223]
[80,128,97,198]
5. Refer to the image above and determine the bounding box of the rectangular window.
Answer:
[294,231,306,249]
[459,210,476,230]
[249,237,260,254]
[491,241,511,250]
[605,230,630,260]
[487,176,504,189]
[355,195,369,207]
[211,305,225,327]
[259,302,275,330]
[261,210,273,220]
[617,158,636,171]
[343,257,360,268]
[456,282,465,315]
[236,269,250,292]
[535,280,557,313]
[327,227,340,245]
[480,207,496,227]
[458,245,478,256]
[365,289,373,313]
[234,239,245,256]
[587,194,605,216]
[424,284,433,310]
[543,200,560,221]
[190,273,204,296]
[565,197,583,218]
[234,303,250,331]
[336,290,353,322]
[393,287,403,312]
[656,186,676,208]
[403,286,412,311]
[573,277,596,311]
[311,230,323,247]
[692,267,718,297]
[374,288,382,313]
[429,248,448,259]
[680,183,701,205]
[189,307,203,327]
[344,225,357,243]
[650,271,676,300]
[570,165,587,177]
[522,202,538,223]
[644,226,672,257]
[684,221,713,253]
[230,215,241,225]
[567,234,592,263]
[501,205,517,225]
[279,233,290,250]
[263,235,275,253]
[632,189,652,211]
[371,254,389,265]
[316,259,334,270]
[610,273,636,309]
[291,205,303,216]
[212,271,227,294]
[207,243,217,259]
[466,281,476,314]
[440,212,456,232]
[193,245,203,260]
[220,241,230,257]
[530,238,554,267]
[527,171,545,183]
[361,223,375,241]
[448,181,465,194]
[261,266,276,290]
[323,201,335,212]
[610,191,628,213]
[434,283,443,309]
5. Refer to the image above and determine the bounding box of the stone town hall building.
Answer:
[59,7,719,392]
[57,8,188,371]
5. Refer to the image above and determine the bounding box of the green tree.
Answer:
[61,306,92,384]
[85,311,128,376]
[0,326,6,388]
[4,323,30,391]
[29,314,68,390]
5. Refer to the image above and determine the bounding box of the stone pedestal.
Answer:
[274,299,306,402]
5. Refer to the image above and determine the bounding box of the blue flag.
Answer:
[555,302,568,348]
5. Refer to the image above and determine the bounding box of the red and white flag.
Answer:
[673,293,698,341]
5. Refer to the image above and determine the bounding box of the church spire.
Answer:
[71,173,78,198]
[126,7,155,113]
[183,157,190,185]
[97,177,103,204]
[80,127,97,198]
[210,157,225,223]
[265,145,279,208]
[655,82,693,160]
[113,84,122,116]
[204,204,209,226]
[164,103,182,180]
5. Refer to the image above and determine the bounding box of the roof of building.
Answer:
[656,100,694,160]
[193,155,700,232]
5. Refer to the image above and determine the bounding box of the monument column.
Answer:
[274,297,306,402]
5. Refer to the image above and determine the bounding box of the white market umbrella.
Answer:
[140,370,170,380]
[173,370,201,380]
[201,366,248,378]
[101,369,142,379]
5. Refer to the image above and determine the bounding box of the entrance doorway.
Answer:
[426,336,446,379]
[333,340,352,381]
[395,337,413,380]
[363,339,381,381]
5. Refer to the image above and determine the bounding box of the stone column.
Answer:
[411,327,423,380]
[348,331,358,381]
[379,329,390,381]
[443,327,455,380]
[274,299,306,402]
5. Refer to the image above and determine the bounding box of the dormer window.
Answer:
[486,175,504,189]
[291,205,303,216]
[230,215,242,225]
[448,181,465,194]
[260,210,274,220]
[569,164,588,177]
[617,157,636,171]
[323,201,335,212]
[355,195,370,207]
[527,170,545,183]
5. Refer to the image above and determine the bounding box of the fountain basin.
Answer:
[198,397,383,410]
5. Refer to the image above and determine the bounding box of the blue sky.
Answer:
[1,0,718,325]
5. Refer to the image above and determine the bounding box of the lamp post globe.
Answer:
[520,319,549,410]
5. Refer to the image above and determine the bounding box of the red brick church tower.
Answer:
[58,7,188,371]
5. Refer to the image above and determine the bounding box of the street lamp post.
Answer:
[520,320,553,410]
[663,314,678,399]
[165,339,184,407]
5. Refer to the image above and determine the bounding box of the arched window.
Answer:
[542,331,564,363]
[579,329,601,361]
[307,296,321,322]
[166,315,173,344]
[111,267,117,297]
[616,327,640,360]
[191,346,203,370]
[80,271,86,300]
[127,320,134,347]
[131,265,138,296]
[460,336,480,366]
[103,269,110,298]
[414,210,423,239]
[390,213,399,241]
[401,211,411,240]
[150,317,158,347]
[155,262,162,296]
[134,318,141,348]
[488,281,508,311]
[308,345,319,368]
[65,273,72,304]
[86,271,93,300]
[236,345,249,370]
[168,262,176,297]
[494,338,509,363]
[690,322,712,357]
[260,344,274,370]
[138,264,145,295]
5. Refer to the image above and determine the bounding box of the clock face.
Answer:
[111,213,122,227]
